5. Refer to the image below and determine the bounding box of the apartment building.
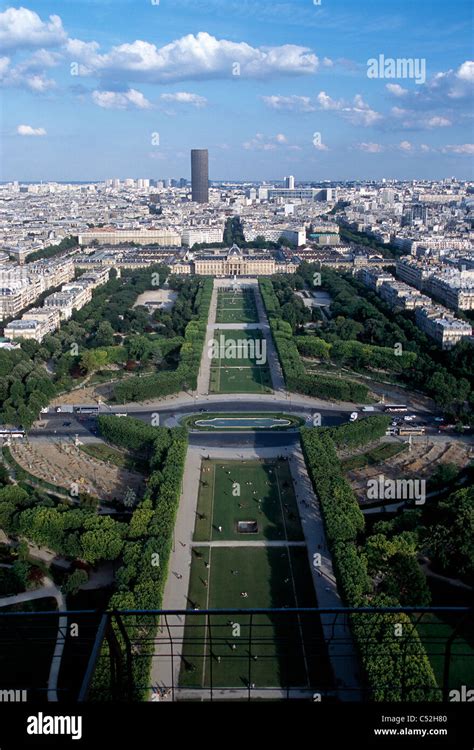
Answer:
[415,306,472,350]
[396,257,474,310]
[78,229,181,246]
[0,259,75,321]
[358,266,471,349]
[396,257,436,289]
[357,268,394,290]
[379,280,431,310]
[427,271,474,311]
[22,307,61,335]
[4,316,52,343]
[181,227,224,246]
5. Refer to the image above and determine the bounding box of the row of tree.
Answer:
[323,415,390,448]
[25,236,78,264]
[90,418,188,699]
[300,422,438,701]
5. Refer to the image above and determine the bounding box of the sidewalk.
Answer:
[288,445,361,701]
[253,283,286,394]
[196,280,216,396]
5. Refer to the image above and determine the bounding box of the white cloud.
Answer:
[262,95,316,112]
[426,116,451,128]
[386,83,407,97]
[316,91,382,126]
[441,143,474,155]
[243,133,289,150]
[0,56,9,76]
[358,142,384,153]
[0,7,66,52]
[347,94,382,126]
[316,91,343,110]
[17,48,61,72]
[160,91,207,107]
[92,88,152,110]
[391,106,408,118]
[399,140,413,152]
[78,32,319,83]
[17,124,46,136]
[0,55,56,92]
[24,73,55,92]
[456,61,474,83]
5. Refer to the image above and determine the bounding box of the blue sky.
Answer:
[1,0,473,181]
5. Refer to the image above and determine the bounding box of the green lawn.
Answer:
[209,329,272,394]
[180,546,331,690]
[215,290,259,324]
[194,459,303,542]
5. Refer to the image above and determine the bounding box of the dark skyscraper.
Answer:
[191,149,209,203]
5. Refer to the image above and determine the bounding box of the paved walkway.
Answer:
[0,575,67,702]
[196,280,216,396]
[287,445,361,701]
[149,445,203,696]
[192,540,307,548]
[253,283,286,394]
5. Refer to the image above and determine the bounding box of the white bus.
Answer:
[384,404,408,414]
[0,428,26,438]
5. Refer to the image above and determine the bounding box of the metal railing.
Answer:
[0,607,471,702]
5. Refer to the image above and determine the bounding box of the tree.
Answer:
[94,321,115,347]
[62,569,88,595]
[80,516,123,564]
[80,349,109,374]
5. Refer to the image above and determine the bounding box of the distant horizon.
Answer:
[1,176,470,185]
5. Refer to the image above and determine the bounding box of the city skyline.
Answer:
[1,0,473,182]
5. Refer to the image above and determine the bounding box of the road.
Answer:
[28,397,352,442]
[27,399,454,447]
